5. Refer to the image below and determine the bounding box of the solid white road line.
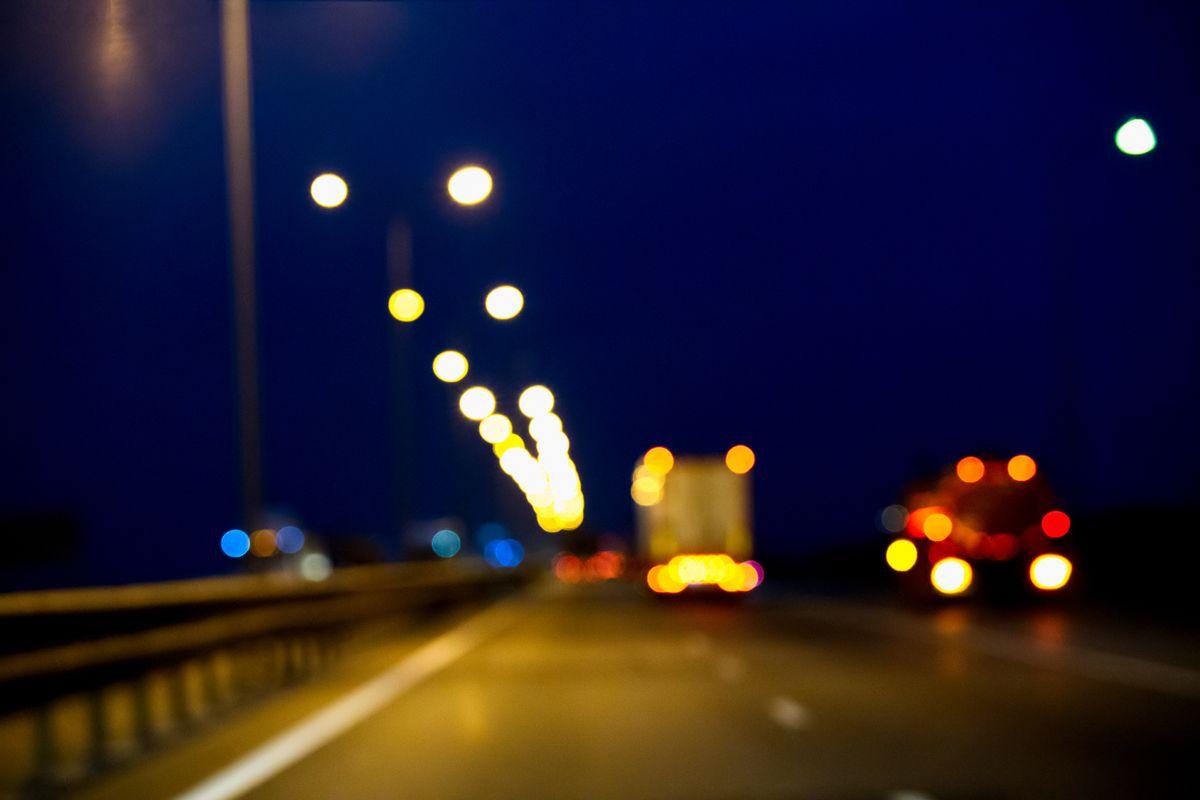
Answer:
[767,695,812,730]
[172,599,523,800]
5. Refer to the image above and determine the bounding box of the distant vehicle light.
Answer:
[1114,118,1156,156]
[956,456,985,483]
[1041,510,1071,538]
[725,444,756,475]
[431,529,461,558]
[221,529,250,558]
[642,446,675,476]
[1029,553,1072,591]
[309,173,347,208]
[299,552,332,581]
[1007,454,1037,482]
[923,512,953,542]
[931,557,973,595]
[631,476,663,506]
[388,288,425,322]
[447,165,493,205]
[276,526,304,554]
[484,285,524,320]
[885,539,918,572]
[432,350,469,383]
[250,529,277,557]
[880,504,909,533]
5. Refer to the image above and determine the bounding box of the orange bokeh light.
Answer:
[643,446,675,476]
[725,445,756,474]
[923,512,953,542]
[1007,454,1037,482]
[956,456,985,483]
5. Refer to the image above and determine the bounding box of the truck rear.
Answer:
[631,447,762,594]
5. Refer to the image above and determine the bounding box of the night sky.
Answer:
[3,1,1198,587]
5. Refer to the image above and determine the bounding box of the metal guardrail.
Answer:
[0,559,525,796]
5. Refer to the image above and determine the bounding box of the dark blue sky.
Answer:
[3,1,1198,586]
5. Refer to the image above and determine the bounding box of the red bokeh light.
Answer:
[1041,510,1071,538]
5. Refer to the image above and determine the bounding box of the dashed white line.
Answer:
[767,695,812,729]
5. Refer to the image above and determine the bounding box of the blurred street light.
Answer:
[447,165,493,205]
[518,385,555,418]
[388,288,425,322]
[485,285,524,320]
[432,350,469,383]
[1114,118,1156,156]
[310,172,348,208]
[459,386,497,420]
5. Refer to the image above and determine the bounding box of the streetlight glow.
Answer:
[517,385,555,418]
[447,165,493,205]
[310,173,348,208]
[388,288,425,322]
[458,386,497,421]
[432,350,469,383]
[725,445,756,474]
[479,413,513,444]
[485,285,524,320]
[1115,118,1156,156]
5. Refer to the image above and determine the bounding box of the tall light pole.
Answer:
[219,0,262,525]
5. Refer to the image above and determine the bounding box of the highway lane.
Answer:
[76,581,1199,799]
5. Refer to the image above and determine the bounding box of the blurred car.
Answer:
[881,454,1075,598]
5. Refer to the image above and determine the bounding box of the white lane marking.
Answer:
[888,792,936,800]
[715,654,746,684]
[767,695,812,730]
[172,599,523,800]
[791,602,1200,699]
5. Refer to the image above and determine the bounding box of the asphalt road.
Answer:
[76,581,1200,800]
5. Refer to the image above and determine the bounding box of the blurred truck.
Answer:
[631,446,763,594]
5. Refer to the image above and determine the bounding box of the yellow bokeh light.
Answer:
[388,288,425,322]
[923,512,953,542]
[484,285,524,320]
[1029,554,1072,591]
[631,476,663,506]
[431,350,469,383]
[1007,454,1037,482]
[643,446,674,476]
[528,413,563,441]
[725,444,756,474]
[885,539,918,572]
[956,456,985,483]
[447,165,493,205]
[492,433,524,457]
[478,414,513,444]
[518,385,555,418]
[458,386,496,421]
[309,173,348,208]
[930,557,973,595]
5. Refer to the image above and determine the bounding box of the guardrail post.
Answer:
[169,663,192,733]
[133,674,155,750]
[31,704,57,792]
[202,654,222,717]
[87,689,109,773]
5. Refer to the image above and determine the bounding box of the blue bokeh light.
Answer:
[484,538,525,568]
[221,529,251,558]
[277,525,305,554]
[431,529,462,558]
